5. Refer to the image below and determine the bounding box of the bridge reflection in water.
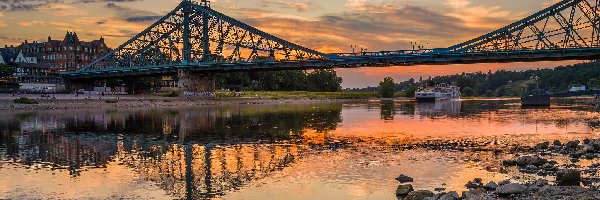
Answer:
[0,104,342,199]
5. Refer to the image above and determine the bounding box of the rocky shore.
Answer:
[0,96,359,110]
[394,138,600,200]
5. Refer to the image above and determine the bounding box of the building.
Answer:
[45,32,111,71]
[15,31,111,71]
[570,85,586,92]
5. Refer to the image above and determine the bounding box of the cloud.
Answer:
[445,0,522,29]
[17,20,45,27]
[226,2,482,53]
[258,0,313,12]
[105,2,162,22]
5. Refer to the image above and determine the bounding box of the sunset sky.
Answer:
[0,0,580,88]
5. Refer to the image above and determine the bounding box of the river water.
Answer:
[1,99,599,199]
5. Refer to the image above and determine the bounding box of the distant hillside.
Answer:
[348,61,600,97]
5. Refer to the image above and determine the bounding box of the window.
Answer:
[63,46,66,50]
[69,46,73,50]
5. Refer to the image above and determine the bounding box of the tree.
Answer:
[379,77,395,98]
[457,76,476,89]
[306,69,343,92]
[402,86,418,98]
[588,78,600,90]
[0,64,15,83]
[462,87,476,97]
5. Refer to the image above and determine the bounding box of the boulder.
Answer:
[498,179,511,186]
[484,181,499,190]
[495,183,527,196]
[396,184,414,197]
[565,140,580,149]
[396,174,414,183]
[502,159,517,166]
[553,140,562,146]
[535,141,550,150]
[438,191,459,200]
[461,188,486,199]
[556,169,581,186]
[405,190,434,200]
[534,178,549,187]
[516,156,548,166]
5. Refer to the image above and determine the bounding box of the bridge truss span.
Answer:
[64,0,600,80]
[78,0,326,73]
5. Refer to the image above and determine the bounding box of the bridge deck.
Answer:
[62,48,600,79]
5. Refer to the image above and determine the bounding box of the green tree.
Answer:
[0,64,15,83]
[588,78,600,90]
[402,86,418,98]
[378,77,396,98]
[462,87,476,97]
[457,76,476,89]
[306,69,343,92]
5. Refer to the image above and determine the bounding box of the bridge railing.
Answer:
[328,49,436,58]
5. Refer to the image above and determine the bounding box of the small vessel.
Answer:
[415,83,461,102]
[521,91,551,107]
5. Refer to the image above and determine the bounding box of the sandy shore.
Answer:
[0,93,365,110]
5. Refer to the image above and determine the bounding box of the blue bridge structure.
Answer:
[63,0,600,93]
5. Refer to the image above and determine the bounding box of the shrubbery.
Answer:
[13,97,38,104]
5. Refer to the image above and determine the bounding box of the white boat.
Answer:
[415,83,461,102]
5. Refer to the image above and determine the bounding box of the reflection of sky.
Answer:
[0,0,583,87]
[1,101,599,199]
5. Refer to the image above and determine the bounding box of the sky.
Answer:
[0,0,581,88]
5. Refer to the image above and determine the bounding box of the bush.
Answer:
[13,97,38,104]
[105,99,119,103]
[162,91,180,97]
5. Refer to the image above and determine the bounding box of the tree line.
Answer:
[215,69,343,92]
[373,61,600,98]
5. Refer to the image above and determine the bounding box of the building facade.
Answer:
[16,31,111,71]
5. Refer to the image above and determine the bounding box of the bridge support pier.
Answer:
[178,69,215,96]
[65,79,95,93]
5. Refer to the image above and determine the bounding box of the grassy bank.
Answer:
[216,91,379,100]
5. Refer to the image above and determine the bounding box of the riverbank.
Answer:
[0,91,419,110]
[394,137,600,200]
[0,93,371,110]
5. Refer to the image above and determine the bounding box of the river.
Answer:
[1,98,599,199]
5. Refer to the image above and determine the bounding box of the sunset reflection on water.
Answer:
[1,99,599,199]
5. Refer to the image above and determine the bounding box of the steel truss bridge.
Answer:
[64,0,600,79]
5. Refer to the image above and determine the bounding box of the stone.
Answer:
[556,169,581,186]
[405,190,435,200]
[495,183,527,196]
[498,179,511,186]
[553,140,562,146]
[516,156,547,166]
[534,178,549,187]
[565,140,580,149]
[396,184,414,197]
[465,180,483,189]
[438,191,459,200]
[580,145,594,154]
[592,140,600,150]
[502,159,517,166]
[396,174,414,183]
[484,181,498,190]
[462,188,486,199]
[535,141,550,150]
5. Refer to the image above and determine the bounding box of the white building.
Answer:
[14,52,38,64]
[570,86,586,92]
